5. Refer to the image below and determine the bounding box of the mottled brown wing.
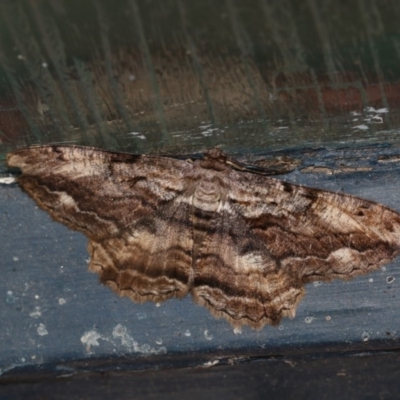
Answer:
[192,169,400,329]
[7,146,192,239]
[226,169,400,284]
[191,209,304,329]
[7,145,194,301]
[88,199,194,302]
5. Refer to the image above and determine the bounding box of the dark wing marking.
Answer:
[7,145,193,241]
[227,169,400,283]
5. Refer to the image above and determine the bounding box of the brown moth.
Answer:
[7,146,400,329]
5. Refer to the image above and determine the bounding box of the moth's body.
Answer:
[190,156,228,266]
[7,146,400,328]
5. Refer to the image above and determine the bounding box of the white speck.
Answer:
[34,295,40,299]
[362,331,370,342]
[12,256,19,261]
[352,124,369,130]
[29,307,42,318]
[155,303,161,307]
[376,108,388,113]
[203,360,220,367]
[365,106,388,114]
[370,115,383,123]
[233,327,242,335]
[0,177,16,184]
[351,111,361,116]
[204,330,213,341]
[17,54,25,60]
[325,316,331,321]
[42,62,48,68]
[369,278,374,283]
[37,323,48,336]
[128,132,146,140]
[21,357,26,362]
[128,74,136,81]
[313,281,323,287]
[112,324,127,338]
[304,316,315,324]
[200,127,219,137]
[112,324,166,354]
[81,326,167,355]
[184,330,191,337]
[58,298,66,305]
[81,330,102,352]
[155,338,163,345]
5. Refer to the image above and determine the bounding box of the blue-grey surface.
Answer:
[2,151,400,374]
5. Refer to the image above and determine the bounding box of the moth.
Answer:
[7,146,400,329]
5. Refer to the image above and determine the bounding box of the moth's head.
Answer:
[200,148,229,171]
[204,148,227,161]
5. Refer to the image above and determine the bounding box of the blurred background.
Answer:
[0,0,399,156]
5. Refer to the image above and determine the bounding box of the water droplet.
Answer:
[387,276,395,284]
[362,331,370,342]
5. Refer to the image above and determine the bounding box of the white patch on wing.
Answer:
[238,252,266,273]
[59,191,77,207]
[329,248,359,263]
